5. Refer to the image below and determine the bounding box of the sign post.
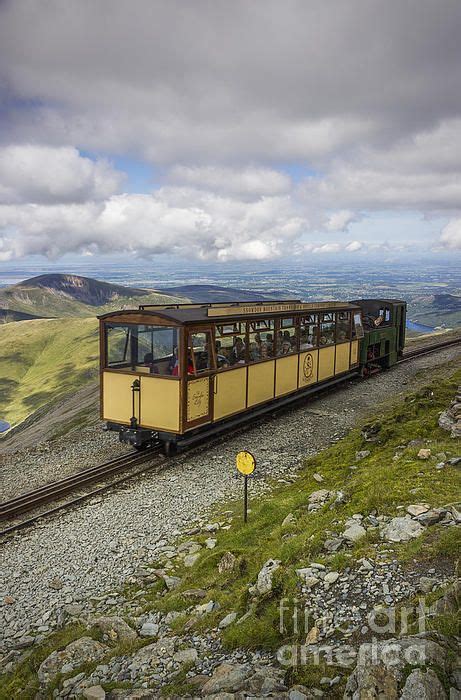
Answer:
[236,450,256,523]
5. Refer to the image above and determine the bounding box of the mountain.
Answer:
[0,273,186,320]
[157,284,285,303]
[408,293,461,329]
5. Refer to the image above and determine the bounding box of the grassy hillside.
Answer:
[0,274,186,320]
[0,317,99,428]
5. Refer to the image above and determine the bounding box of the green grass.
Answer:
[0,317,99,427]
[3,364,460,696]
[141,365,461,652]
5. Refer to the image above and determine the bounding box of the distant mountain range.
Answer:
[0,273,185,320]
[157,284,283,303]
[0,274,287,322]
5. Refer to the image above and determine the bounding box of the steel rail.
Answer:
[1,335,459,538]
[0,446,162,522]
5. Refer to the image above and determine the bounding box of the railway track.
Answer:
[1,335,460,538]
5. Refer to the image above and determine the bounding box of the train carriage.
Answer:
[98,298,405,452]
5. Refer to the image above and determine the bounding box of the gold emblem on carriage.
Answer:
[303,353,313,379]
[193,391,204,406]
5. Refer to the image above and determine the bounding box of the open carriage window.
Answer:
[300,314,319,349]
[336,311,352,341]
[188,330,216,374]
[320,312,336,345]
[216,323,247,368]
[276,317,297,355]
[105,323,179,375]
[248,319,274,362]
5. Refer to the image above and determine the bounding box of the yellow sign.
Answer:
[236,450,256,475]
[208,302,353,317]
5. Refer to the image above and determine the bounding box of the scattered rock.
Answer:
[139,622,159,637]
[306,626,320,644]
[182,588,207,600]
[38,636,108,685]
[380,516,424,542]
[249,558,281,596]
[201,662,251,695]
[417,448,432,459]
[82,686,106,700]
[282,512,296,527]
[415,508,446,526]
[406,503,430,517]
[308,489,330,504]
[90,616,137,643]
[324,571,340,584]
[48,577,64,590]
[205,538,217,548]
[184,552,200,567]
[162,574,181,590]
[400,668,446,699]
[218,552,237,573]
[418,577,437,594]
[343,522,367,542]
[313,473,324,482]
[355,450,370,461]
[3,596,15,605]
[219,611,237,629]
[173,648,198,664]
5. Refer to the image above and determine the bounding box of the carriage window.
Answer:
[188,331,215,374]
[276,317,297,355]
[248,320,274,362]
[106,324,131,366]
[105,323,179,375]
[336,311,351,341]
[353,312,364,339]
[320,313,336,345]
[216,324,247,368]
[300,314,318,349]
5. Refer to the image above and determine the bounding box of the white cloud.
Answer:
[345,240,363,252]
[0,145,123,204]
[439,219,461,250]
[0,188,307,262]
[324,210,356,232]
[168,165,291,198]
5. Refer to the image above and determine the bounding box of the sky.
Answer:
[0,0,461,265]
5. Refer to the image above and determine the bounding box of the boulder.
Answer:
[324,571,340,584]
[282,513,296,527]
[400,668,447,699]
[308,488,330,504]
[415,509,446,527]
[38,636,107,685]
[219,611,237,629]
[407,504,430,517]
[418,577,437,594]
[173,648,198,664]
[343,523,367,542]
[139,622,159,637]
[417,448,432,459]
[355,450,371,461]
[380,516,424,542]
[344,635,449,699]
[184,552,200,567]
[90,616,137,643]
[182,588,207,600]
[129,638,175,668]
[201,662,251,694]
[218,552,237,573]
[249,558,281,596]
[82,687,106,700]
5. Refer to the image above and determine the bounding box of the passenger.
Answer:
[260,342,269,359]
[278,340,292,356]
[265,333,274,357]
[319,335,327,346]
[249,341,260,362]
[231,337,246,364]
[143,352,159,374]
[168,346,178,374]
[283,330,291,342]
[300,331,312,350]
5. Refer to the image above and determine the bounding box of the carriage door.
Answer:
[185,327,215,429]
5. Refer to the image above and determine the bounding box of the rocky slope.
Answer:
[0,350,460,699]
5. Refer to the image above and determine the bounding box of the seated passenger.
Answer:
[143,352,159,374]
[265,333,274,356]
[249,341,260,362]
[300,331,312,350]
[278,340,292,356]
[319,335,327,346]
[168,347,178,374]
[231,337,246,364]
